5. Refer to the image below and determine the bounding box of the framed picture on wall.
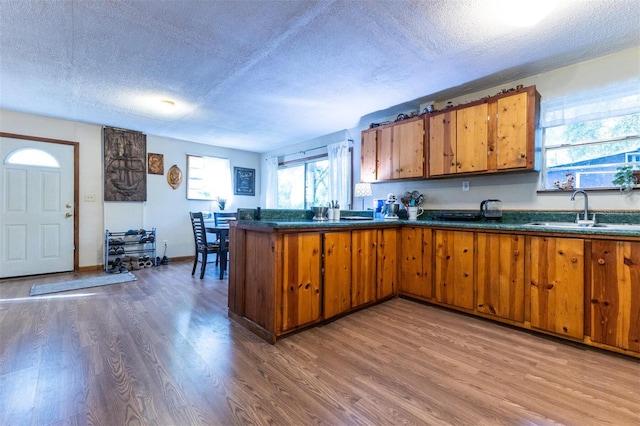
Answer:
[233,167,255,196]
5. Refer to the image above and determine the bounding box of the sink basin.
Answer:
[524,222,640,231]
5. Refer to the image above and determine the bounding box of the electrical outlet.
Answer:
[163,240,168,247]
[462,181,470,192]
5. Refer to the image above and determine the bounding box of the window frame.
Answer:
[186,154,232,201]
[539,80,640,192]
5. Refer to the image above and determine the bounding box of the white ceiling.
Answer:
[0,0,638,153]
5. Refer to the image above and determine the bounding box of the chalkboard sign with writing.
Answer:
[234,167,255,196]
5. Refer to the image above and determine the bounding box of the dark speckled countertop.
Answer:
[235,208,640,238]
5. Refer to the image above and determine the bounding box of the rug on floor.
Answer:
[29,272,137,296]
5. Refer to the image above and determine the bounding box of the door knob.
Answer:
[65,212,73,218]
[66,203,72,208]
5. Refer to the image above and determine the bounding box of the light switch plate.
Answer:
[462,181,470,191]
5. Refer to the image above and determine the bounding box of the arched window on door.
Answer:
[5,148,60,167]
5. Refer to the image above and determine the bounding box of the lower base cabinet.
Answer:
[434,230,474,310]
[351,229,377,308]
[323,231,352,319]
[230,222,639,356]
[476,233,525,322]
[400,227,433,299]
[589,240,640,353]
[281,233,322,332]
[377,228,399,300]
[529,236,584,339]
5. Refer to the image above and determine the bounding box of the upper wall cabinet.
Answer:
[360,116,425,182]
[428,85,540,178]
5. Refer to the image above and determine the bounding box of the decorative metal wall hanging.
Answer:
[103,127,147,201]
[167,164,182,189]
[148,153,164,175]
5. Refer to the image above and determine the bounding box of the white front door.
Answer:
[0,136,75,278]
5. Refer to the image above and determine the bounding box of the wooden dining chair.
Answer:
[189,212,220,279]
[214,211,237,227]
[213,212,236,265]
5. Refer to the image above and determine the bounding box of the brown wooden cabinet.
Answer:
[493,90,537,171]
[352,229,378,308]
[434,230,474,310]
[323,231,352,319]
[281,233,322,331]
[456,103,489,174]
[428,110,456,176]
[377,228,399,299]
[400,227,433,299]
[429,103,489,176]
[589,240,640,353]
[476,233,525,322]
[529,236,584,339]
[360,117,425,182]
[428,86,539,177]
[361,129,378,183]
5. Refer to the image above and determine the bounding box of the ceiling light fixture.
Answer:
[499,0,555,27]
[160,99,176,108]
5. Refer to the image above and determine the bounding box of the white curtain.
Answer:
[265,156,278,208]
[540,78,640,127]
[327,140,350,209]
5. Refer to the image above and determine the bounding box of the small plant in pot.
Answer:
[612,165,639,194]
[216,197,227,210]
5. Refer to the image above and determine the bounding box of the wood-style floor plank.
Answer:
[0,260,638,425]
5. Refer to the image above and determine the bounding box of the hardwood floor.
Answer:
[1,260,638,425]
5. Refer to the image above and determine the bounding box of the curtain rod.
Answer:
[298,139,354,155]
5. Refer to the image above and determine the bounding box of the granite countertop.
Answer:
[235,209,640,238]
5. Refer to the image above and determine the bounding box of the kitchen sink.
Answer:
[524,221,640,231]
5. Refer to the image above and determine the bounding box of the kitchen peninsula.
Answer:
[228,208,640,358]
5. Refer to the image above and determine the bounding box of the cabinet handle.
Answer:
[520,153,526,158]
[513,250,520,256]
[598,258,605,265]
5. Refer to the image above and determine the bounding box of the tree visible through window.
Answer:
[541,80,640,190]
[278,158,329,208]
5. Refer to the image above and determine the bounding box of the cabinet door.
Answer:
[281,233,322,331]
[434,230,474,310]
[476,233,525,322]
[361,129,378,182]
[456,103,488,173]
[590,241,640,352]
[496,92,530,170]
[392,118,425,179]
[323,231,352,319]
[351,229,377,308]
[376,126,394,180]
[428,111,456,176]
[529,237,584,339]
[400,227,433,299]
[377,228,399,299]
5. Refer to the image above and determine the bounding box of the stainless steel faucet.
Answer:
[570,189,595,224]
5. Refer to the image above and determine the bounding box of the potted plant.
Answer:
[612,165,639,193]
[216,197,227,210]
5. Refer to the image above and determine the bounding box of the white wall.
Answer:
[261,47,640,213]
[0,110,261,268]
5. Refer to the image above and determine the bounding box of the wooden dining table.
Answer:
[205,224,229,280]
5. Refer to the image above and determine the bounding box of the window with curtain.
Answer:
[276,145,352,209]
[540,79,640,190]
[186,154,231,200]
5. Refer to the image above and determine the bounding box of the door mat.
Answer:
[30,272,137,296]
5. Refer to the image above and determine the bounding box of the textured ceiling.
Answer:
[0,0,638,153]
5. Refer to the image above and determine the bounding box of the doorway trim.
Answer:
[0,132,79,273]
